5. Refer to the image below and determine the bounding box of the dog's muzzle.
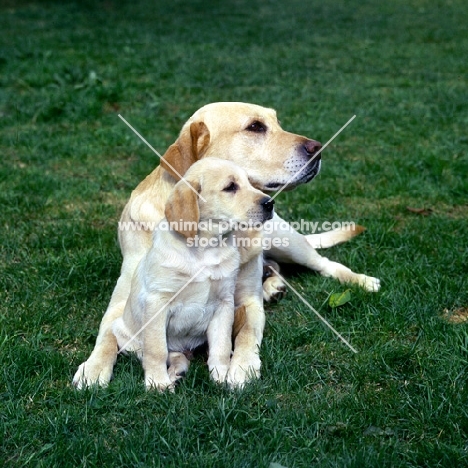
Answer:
[301,155,321,183]
[264,139,323,190]
[301,139,322,182]
[304,139,322,157]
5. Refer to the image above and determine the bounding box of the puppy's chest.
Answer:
[157,240,240,282]
[166,279,233,352]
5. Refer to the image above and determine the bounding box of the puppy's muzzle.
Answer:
[260,196,275,222]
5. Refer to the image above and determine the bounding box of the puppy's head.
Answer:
[161,102,322,192]
[164,158,274,239]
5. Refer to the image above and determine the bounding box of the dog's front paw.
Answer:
[359,274,381,292]
[263,276,287,302]
[145,373,175,392]
[72,360,113,389]
[227,353,261,389]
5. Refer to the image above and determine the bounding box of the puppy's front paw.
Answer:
[359,275,381,292]
[72,360,113,389]
[209,365,230,384]
[145,373,175,392]
[263,276,287,302]
[227,353,261,389]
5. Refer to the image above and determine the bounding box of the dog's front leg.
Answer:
[228,255,265,389]
[264,213,380,292]
[141,293,173,392]
[72,254,142,389]
[207,298,235,384]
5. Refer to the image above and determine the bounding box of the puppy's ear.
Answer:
[161,121,210,180]
[164,180,201,239]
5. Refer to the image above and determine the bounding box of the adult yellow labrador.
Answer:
[73,102,380,389]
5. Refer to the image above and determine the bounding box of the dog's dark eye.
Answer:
[246,121,267,133]
[223,182,238,192]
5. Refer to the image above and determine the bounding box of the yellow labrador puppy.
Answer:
[112,158,274,390]
[73,102,380,389]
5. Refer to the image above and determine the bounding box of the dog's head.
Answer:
[164,158,274,239]
[161,102,322,192]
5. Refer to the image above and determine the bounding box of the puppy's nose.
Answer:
[304,139,322,157]
[261,197,275,213]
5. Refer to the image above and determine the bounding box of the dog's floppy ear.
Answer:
[161,121,210,180]
[164,180,201,239]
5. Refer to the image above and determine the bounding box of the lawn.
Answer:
[1,0,467,466]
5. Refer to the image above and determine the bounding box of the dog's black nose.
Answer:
[261,197,275,213]
[304,139,322,157]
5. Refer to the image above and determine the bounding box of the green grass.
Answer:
[1,0,467,466]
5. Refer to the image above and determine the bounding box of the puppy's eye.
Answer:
[246,121,267,133]
[223,182,238,192]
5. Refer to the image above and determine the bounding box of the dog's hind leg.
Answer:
[167,352,190,383]
[264,214,380,292]
[262,259,286,302]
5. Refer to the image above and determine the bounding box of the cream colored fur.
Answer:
[111,158,272,390]
[73,102,380,389]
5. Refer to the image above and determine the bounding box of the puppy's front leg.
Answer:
[228,255,265,389]
[141,293,173,391]
[207,299,235,384]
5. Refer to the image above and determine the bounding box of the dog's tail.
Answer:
[305,225,366,249]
